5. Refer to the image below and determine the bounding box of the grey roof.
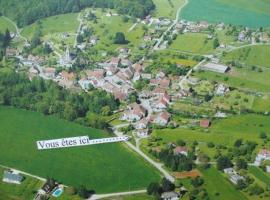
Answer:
[201,62,229,73]
[3,171,23,182]
[161,191,179,198]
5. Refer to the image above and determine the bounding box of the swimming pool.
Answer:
[52,187,63,197]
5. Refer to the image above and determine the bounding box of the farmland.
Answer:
[180,0,270,27]
[222,45,270,68]
[152,0,186,19]
[0,106,160,193]
[169,33,215,54]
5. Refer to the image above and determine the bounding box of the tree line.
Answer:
[0,0,155,27]
[0,29,12,60]
[0,71,119,130]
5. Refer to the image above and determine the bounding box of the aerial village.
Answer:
[2,6,270,200]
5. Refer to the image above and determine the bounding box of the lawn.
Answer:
[222,45,270,68]
[151,114,270,146]
[0,167,43,200]
[0,17,16,33]
[252,95,270,113]
[0,106,160,193]
[180,0,270,27]
[200,167,247,200]
[248,166,270,186]
[104,193,155,200]
[152,0,186,19]
[21,13,79,39]
[194,65,270,93]
[169,33,215,54]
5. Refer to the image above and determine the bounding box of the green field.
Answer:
[252,95,270,112]
[194,65,270,93]
[169,33,215,54]
[21,13,79,39]
[222,45,270,68]
[153,0,186,19]
[0,17,16,33]
[0,167,43,200]
[151,114,270,146]
[181,0,270,27]
[248,166,270,186]
[200,167,247,200]
[0,106,160,193]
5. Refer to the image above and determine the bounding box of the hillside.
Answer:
[0,0,155,27]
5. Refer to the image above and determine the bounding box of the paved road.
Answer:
[113,125,175,183]
[89,190,146,200]
[74,13,83,48]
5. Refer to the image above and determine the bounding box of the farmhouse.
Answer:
[161,191,179,200]
[254,149,270,166]
[200,119,211,128]
[174,146,188,156]
[201,62,229,73]
[2,170,23,184]
[223,168,245,185]
[152,111,171,126]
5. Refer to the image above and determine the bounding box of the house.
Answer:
[224,168,234,174]
[106,66,119,76]
[60,71,75,82]
[78,78,92,90]
[156,71,166,79]
[161,191,179,200]
[152,111,171,126]
[238,31,246,41]
[215,111,227,118]
[121,103,147,122]
[136,129,149,138]
[110,57,120,67]
[152,87,166,96]
[133,63,143,73]
[223,168,245,185]
[43,67,56,79]
[121,59,132,67]
[215,84,229,95]
[174,146,188,156]
[41,179,57,194]
[2,170,23,184]
[201,62,229,74]
[162,93,171,104]
[254,149,270,166]
[135,118,149,129]
[200,119,210,128]
[152,98,167,111]
[112,90,127,101]
[5,47,18,57]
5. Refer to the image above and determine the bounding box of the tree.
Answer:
[259,132,267,139]
[161,178,175,192]
[176,139,186,146]
[235,158,247,170]
[114,32,127,44]
[66,187,77,195]
[216,155,233,170]
[234,139,243,147]
[43,43,52,54]
[191,177,204,188]
[147,182,161,195]
[3,29,11,47]
[236,179,248,190]
[77,185,90,198]
[213,38,220,49]
[77,34,84,44]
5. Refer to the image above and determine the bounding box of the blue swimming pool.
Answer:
[52,187,63,197]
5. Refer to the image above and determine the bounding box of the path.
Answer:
[74,13,83,48]
[153,0,188,50]
[113,125,175,183]
[2,16,28,43]
[0,164,46,182]
[89,190,146,200]
[128,23,137,32]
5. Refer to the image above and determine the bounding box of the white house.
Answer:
[254,149,270,166]
[135,129,149,138]
[161,191,179,200]
[135,118,149,130]
[2,170,23,184]
[78,79,92,90]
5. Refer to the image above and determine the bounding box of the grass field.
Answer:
[194,65,270,93]
[248,166,270,186]
[180,0,270,27]
[222,45,270,68]
[0,17,16,33]
[153,0,186,19]
[0,167,43,200]
[21,13,79,39]
[151,114,270,146]
[0,106,160,193]
[200,167,247,200]
[252,95,270,112]
[169,33,215,54]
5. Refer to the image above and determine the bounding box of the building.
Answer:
[161,191,179,200]
[152,111,171,126]
[2,170,23,184]
[200,119,210,128]
[121,103,147,122]
[43,67,56,79]
[223,168,245,185]
[201,62,229,73]
[174,146,188,156]
[135,129,149,138]
[254,149,270,166]
[135,118,149,129]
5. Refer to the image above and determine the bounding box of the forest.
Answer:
[0,0,155,27]
[0,71,119,129]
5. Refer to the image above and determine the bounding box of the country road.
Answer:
[89,190,146,200]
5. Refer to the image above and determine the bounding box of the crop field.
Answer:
[194,66,270,93]
[21,13,79,39]
[180,0,270,27]
[0,106,160,193]
[169,33,215,54]
[153,0,186,19]
[222,45,270,68]
[151,114,270,146]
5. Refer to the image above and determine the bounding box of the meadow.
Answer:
[152,0,186,19]
[222,45,270,68]
[0,17,16,33]
[169,33,215,54]
[180,0,270,27]
[0,106,160,193]
[248,166,270,187]
[21,13,79,39]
